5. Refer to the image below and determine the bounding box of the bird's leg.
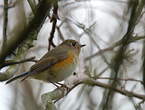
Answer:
[55,82,70,91]
[49,81,70,91]
[49,81,60,88]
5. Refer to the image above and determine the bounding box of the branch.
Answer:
[95,76,143,85]
[48,1,58,50]
[1,56,36,68]
[82,79,145,100]
[85,35,145,61]
[0,0,54,67]
[27,0,36,14]
[101,0,145,109]
[41,78,145,110]
[56,26,65,41]
[0,1,16,9]
[2,0,8,49]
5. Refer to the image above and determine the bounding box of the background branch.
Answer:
[2,0,8,49]
[48,1,58,50]
[42,78,145,110]
[0,0,54,66]
[101,0,145,109]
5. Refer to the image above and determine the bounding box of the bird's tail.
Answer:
[6,71,30,84]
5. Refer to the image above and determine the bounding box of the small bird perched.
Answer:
[6,39,85,84]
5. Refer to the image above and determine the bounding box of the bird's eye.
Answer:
[71,42,76,47]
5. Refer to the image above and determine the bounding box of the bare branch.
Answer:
[2,0,8,49]
[48,1,58,50]
[1,56,36,68]
[0,0,53,67]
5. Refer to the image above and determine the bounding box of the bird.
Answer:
[6,39,85,84]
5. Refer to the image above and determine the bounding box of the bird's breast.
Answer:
[48,53,78,82]
[32,51,78,82]
[52,53,77,70]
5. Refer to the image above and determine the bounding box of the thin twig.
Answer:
[56,26,65,41]
[95,76,143,85]
[101,1,145,109]
[2,56,37,67]
[85,36,145,61]
[0,1,16,9]
[48,2,58,50]
[27,0,36,14]
[2,0,8,49]
[0,0,53,66]
[83,79,145,100]
[54,78,145,102]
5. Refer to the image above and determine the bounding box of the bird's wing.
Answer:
[5,47,69,84]
[29,49,68,75]
[38,45,66,60]
[30,56,67,73]
[6,53,68,84]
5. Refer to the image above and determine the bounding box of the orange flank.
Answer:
[51,51,75,70]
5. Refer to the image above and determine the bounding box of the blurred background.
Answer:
[0,0,145,110]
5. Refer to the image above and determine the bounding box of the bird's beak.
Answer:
[80,44,86,48]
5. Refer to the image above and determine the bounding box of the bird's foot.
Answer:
[56,82,70,91]
[49,81,70,91]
